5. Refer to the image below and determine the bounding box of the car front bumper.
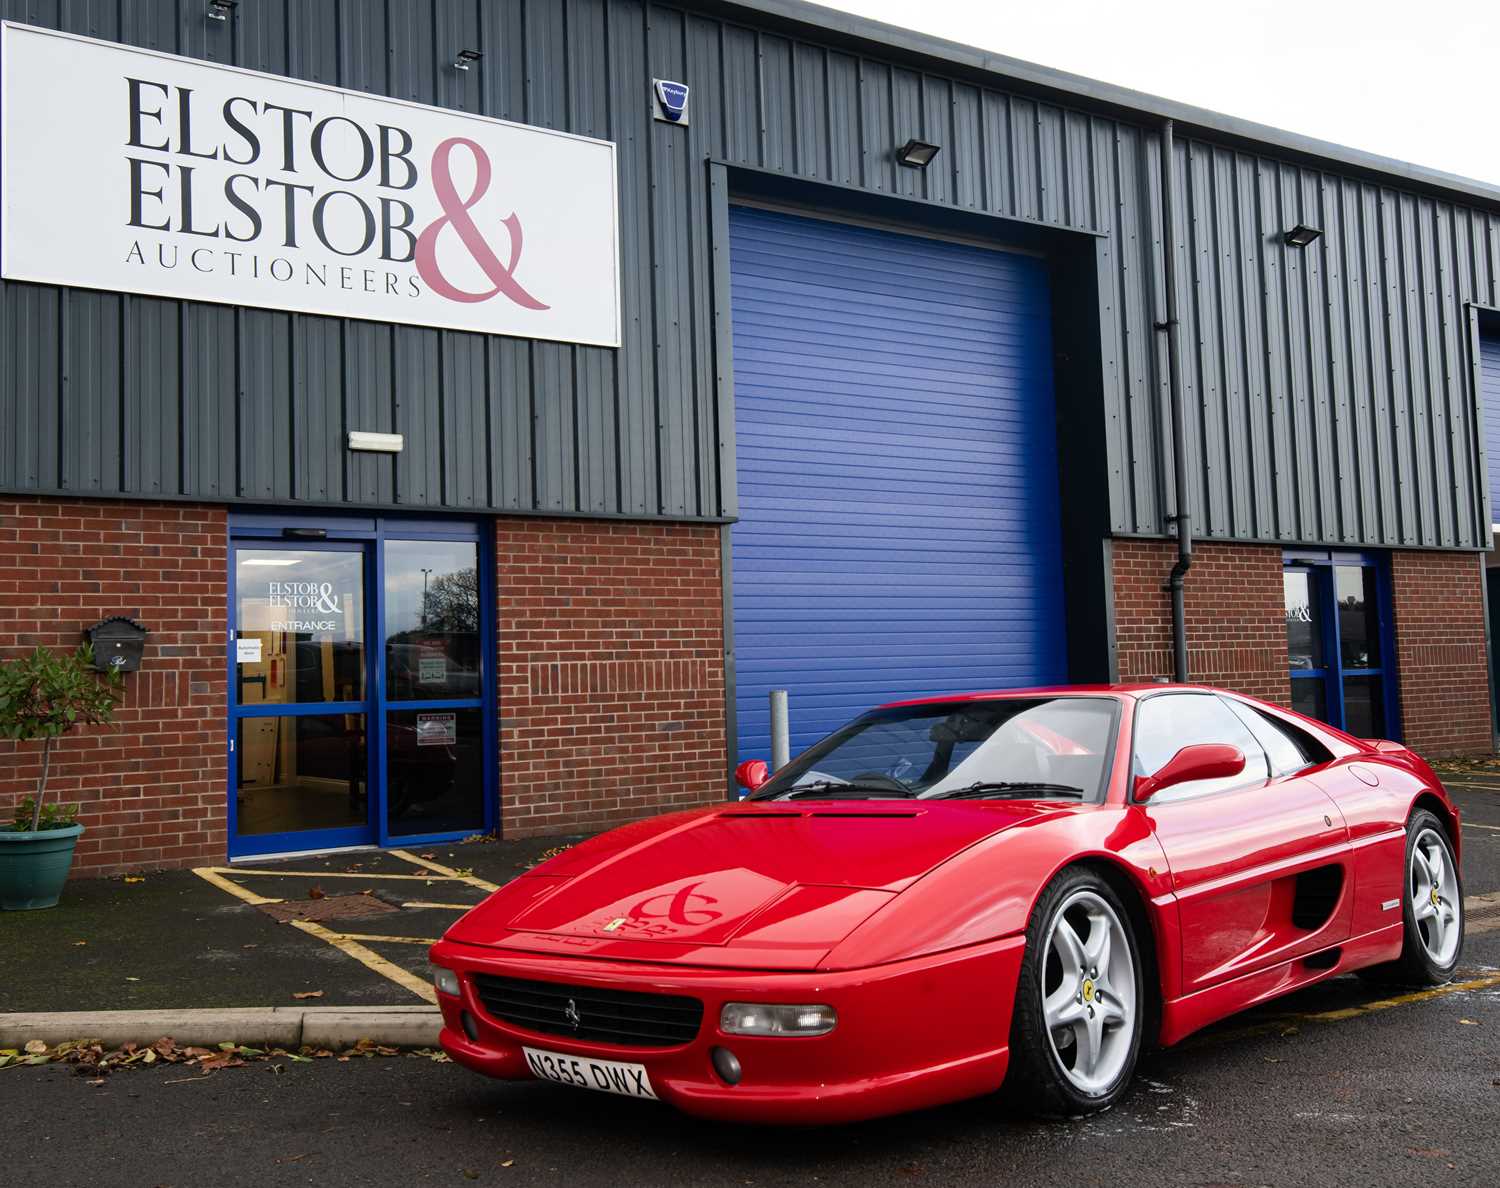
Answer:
[429,934,1025,1125]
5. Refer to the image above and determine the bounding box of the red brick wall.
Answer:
[0,497,227,876]
[1390,551,1491,756]
[497,519,727,837]
[1111,539,1290,704]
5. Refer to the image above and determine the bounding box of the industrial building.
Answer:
[0,0,1494,874]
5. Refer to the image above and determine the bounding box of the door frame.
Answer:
[227,513,498,858]
[1283,549,1401,741]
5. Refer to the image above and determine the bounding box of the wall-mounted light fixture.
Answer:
[207,0,238,21]
[348,431,404,454]
[897,138,940,168]
[453,49,483,71]
[1283,223,1322,248]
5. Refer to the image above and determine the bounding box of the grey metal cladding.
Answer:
[0,0,1494,549]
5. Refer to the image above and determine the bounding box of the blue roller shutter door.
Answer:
[727,206,1068,764]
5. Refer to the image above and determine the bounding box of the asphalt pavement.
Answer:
[4,783,1499,1187]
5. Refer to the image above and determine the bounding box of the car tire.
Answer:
[1357,808,1464,988]
[1004,867,1145,1118]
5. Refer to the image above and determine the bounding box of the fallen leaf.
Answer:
[24,1040,46,1055]
[242,944,257,950]
[123,875,145,884]
[292,990,324,1001]
[308,886,326,900]
[1459,1018,1479,1026]
[142,1049,156,1065]
[500,1159,515,1168]
[463,1172,479,1182]
[73,940,87,946]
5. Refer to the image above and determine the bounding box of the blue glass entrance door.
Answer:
[1284,553,1398,740]
[231,542,376,854]
[229,517,496,858]
[381,539,487,840]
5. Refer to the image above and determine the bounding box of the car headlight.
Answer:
[432,965,461,998]
[719,1002,837,1036]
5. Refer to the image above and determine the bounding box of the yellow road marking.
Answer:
[1294,972,1500,1023]
[1443,781,1500,791]
[287,919,436,1004]
[211,867,452,881]
[192,866,282,905]
[333,932,443,946]
[403,901,478,911]
[390,849,500,893]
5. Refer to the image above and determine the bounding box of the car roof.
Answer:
[878,683,1225,709]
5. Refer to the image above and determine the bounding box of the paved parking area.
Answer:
[5,777,1499,1187]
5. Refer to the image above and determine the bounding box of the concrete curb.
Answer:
[0,1005,442,1050]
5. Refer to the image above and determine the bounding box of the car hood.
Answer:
[444,799,1067,969]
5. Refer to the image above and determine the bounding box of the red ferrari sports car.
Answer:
[429,684,1464,1123]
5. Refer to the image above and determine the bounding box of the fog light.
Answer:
[719,1003,836,1036]
[461,1011,480,1042]
[711,1046,742,1085]
[432,965,461,998]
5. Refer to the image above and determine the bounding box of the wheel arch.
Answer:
[1412,791,1461,862]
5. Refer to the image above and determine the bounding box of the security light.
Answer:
[1283,223,1322,248]
[453,49,483,71]
[897,138,941,169]
[207,0,238,20]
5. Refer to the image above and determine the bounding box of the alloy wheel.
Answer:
[1410,826,1461,967]
[1040,888,1137,1095]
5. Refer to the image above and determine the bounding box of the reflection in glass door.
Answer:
[229,518,494,858]
[1283,553,1397,739]
[382,539,486,838]
[231,544,374,851]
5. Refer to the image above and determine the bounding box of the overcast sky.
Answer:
[816,0,1495,187]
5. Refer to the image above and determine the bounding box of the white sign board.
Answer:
[0,23,621,346]
[235,637,262,664]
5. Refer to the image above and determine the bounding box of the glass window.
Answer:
[1335,565,1380,669]
[1222,697,1318,776]
[236,549,365,706]
[1290,678,1327,723]
[753,698,1119,802]
[386,708,485,836]
[384,540,483,701]
[1132,693,1269,801]
[236,714,367,835]
[1284,570,1322,670]
[1341,675,1386,739]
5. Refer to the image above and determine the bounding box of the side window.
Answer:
[1221,697,1324,776]
[1133,694,1269,802]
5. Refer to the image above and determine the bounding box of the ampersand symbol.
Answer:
[414,137,550,310]
[631,881,722,927]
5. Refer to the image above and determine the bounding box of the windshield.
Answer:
[752,697,1118,802]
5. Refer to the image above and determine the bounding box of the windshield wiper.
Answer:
[927,781,1085,801]
[761,781,915,801]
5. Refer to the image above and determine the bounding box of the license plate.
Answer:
[521,1046,658,1100]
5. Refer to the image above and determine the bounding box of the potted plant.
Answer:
[0,645,121,910]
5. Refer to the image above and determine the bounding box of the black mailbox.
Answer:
[85,617,149,674]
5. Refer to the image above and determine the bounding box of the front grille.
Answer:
[471,974,703,1048]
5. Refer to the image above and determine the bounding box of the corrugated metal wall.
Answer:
[0,0,1496,549]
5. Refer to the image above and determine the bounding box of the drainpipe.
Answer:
[1158,118,1193,683]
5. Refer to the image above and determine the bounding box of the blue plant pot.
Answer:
[0,823,84,910]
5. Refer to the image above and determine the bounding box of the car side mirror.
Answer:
[734,759,770,793]
[1134,743,1244,802]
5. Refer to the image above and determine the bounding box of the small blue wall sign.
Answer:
[652,79,690,125]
